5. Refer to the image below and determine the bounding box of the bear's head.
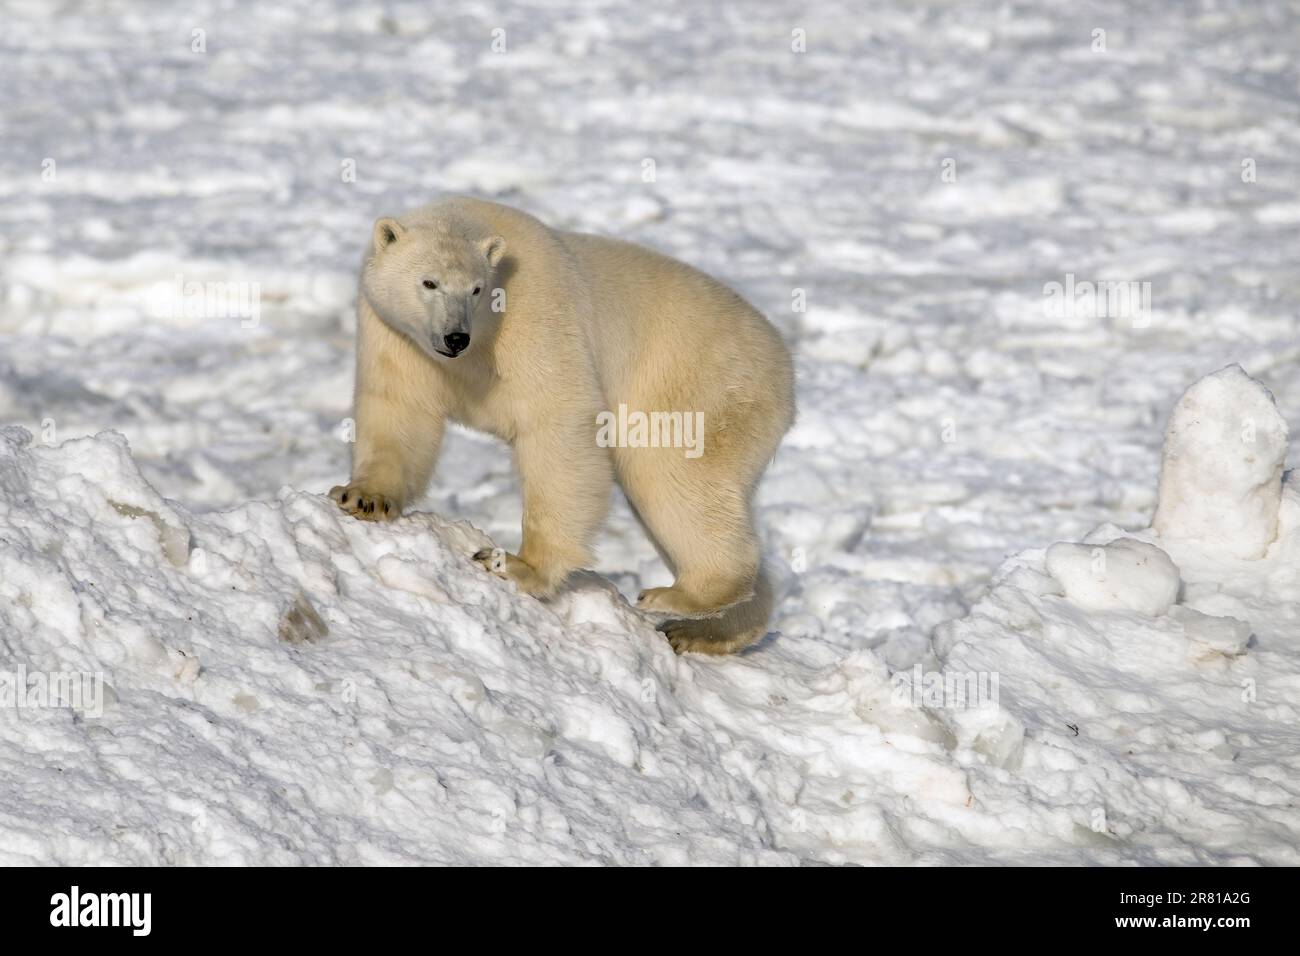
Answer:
[361,217,506,361]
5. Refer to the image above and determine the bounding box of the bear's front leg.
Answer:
[330,477,404,521]
[473,422,612,598]
[331,355,446,522]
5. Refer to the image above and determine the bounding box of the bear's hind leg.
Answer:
[658,566,774,655]
[628,453,763,620]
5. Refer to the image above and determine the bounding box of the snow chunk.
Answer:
[1169,606,1252,658]
[1046,538,1180,616]
[1153,364,1288,560]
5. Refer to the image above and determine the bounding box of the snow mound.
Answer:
[930,367,1300,860]
[1046,538,1180,616]
[0,427,970,865]
[1154,364,1289,560]
[2,363,1298,864]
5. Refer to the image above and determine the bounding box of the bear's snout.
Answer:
[442,332,470,357]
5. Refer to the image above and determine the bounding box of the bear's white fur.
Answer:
[331,197,795,654]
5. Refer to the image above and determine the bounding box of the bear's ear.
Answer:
[480,235,507,268]
[373,217,405,251]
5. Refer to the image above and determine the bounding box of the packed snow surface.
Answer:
[3,0,1300,864]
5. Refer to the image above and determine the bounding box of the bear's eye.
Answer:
[473,286,482,295]
[423,279,438,290]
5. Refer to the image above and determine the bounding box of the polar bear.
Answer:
[330,197,795,654]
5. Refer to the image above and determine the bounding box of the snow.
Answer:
[1153,364,1289,561]
[1046,537,1180,617]
[3,0,1300,865]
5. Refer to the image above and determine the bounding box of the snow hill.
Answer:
[1,365,1297,864]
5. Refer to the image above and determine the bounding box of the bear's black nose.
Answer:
[443,332,470,356]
